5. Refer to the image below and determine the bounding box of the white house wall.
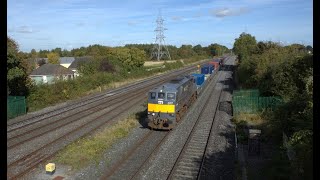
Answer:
[60,63,71,68]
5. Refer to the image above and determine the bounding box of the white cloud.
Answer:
[127,21,138,26]
[211,7,250,18]
[171,16,182,21]
[9,26,38,33]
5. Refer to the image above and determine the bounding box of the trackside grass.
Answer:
[53,115,138,170]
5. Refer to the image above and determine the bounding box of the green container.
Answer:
[7,96,26,119]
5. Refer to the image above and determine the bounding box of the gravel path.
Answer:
[198,59,236,179]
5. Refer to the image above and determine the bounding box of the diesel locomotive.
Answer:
[147,56,227,130]
[147,76,197,130]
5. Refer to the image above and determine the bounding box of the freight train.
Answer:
[147,57,226,130]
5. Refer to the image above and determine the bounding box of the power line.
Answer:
[150,9,171,61]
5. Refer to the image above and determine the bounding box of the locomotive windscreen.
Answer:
[170,77,184,83]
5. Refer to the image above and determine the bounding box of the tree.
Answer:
[7,36,31,96]
[47,52,60,64]
[61,49,71,57]
[52,48,62,56]
[193,44,206,56]
[306,45,313,53]
[207,43,229,56]
[177,45,196,59]
[39,49,50,58]
[30,49,38,58]
[233,32,257,62]
[129,47,147,67]
[98,58,115,72]
[37,59,47,66]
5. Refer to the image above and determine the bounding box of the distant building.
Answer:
[29,64,75,85]
[60,57,76,68]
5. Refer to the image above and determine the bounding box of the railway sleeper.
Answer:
[175,169,198,177]
[179,161,200,166]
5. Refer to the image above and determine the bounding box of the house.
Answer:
[29,64,75,85]
[68,56,93,77]
[59,57,75,68]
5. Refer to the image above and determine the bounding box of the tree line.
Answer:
[233,33,313,179]
[7,36,230,112]
[27,43,229,59]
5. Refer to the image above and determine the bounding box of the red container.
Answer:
[208,61,219,70]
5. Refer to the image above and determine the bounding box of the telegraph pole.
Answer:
[150,10,171,61]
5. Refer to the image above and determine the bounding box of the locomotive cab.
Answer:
[147,89,177,130]
[147,76,197,130]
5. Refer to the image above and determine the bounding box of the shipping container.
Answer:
[208,61,220,71]
[201,64,214,74]
[209,64,214,74]
[201,65,209,74]
[213,59,221,64]
[191,73,205,87]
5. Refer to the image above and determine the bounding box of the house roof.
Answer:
[30,64,74,75]
[68,56,93,69]
[59,57,75,64]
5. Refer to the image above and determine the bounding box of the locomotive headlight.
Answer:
[152,113,155,116]
[169,113,174,117]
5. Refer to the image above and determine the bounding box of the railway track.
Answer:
[167,64,231,180]
[7,60,213,180]
[166,75,225,179]
[7,69,194,150]
[99,60,229,179]
[7,63,201,132]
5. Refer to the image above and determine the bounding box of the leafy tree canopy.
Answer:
[233,32,257,62]
[47,52,60,64]
[7,36,31,96]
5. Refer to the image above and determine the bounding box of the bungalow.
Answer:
[30,64,75,85]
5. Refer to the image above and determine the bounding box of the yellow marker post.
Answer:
[45,163,56,175]
[197,64,200,72]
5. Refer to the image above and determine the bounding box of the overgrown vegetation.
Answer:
[233,32,313,179]
[26,56,204,112]
[54,115,138,170]
[7,36,229,112]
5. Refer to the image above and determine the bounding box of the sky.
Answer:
[7,0,313,52]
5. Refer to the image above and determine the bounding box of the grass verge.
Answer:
[53,115,139,170]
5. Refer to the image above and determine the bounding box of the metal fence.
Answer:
[232,89,283,114]
[7,96,26,119]
[233,89,260,97]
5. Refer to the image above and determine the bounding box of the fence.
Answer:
[232,89,283,114]
[233,89,260,97]
[7,96,26,119]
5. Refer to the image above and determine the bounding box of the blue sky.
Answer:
[8,0,313,52]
